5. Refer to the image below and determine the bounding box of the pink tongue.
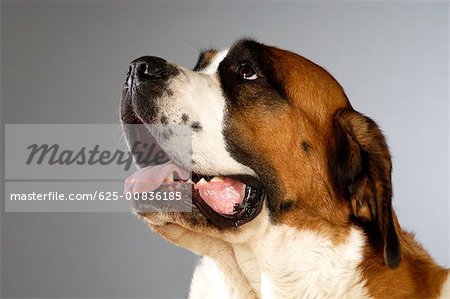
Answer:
[195,178,246,215]
[124,162,189,193]
[124,163,246,216]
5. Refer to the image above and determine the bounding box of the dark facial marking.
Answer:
[301,140,311,153]
[160,115,169,125]
[162,131,170,139]
[279,200,295,213]
[181,113,190,124]
[218,38,286,108]
[191,122,202,132]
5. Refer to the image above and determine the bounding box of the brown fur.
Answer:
[360,227,448,298]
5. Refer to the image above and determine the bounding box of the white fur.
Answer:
[200,49,228,75]
[440,274,450,298]
[189,256,257,299]
[189,223,371,299]
[251,226,370,299]
[189,257,235,299]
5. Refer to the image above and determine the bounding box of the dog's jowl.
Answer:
[121,39,450,299]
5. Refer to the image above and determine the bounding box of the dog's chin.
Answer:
[122,113,265,229]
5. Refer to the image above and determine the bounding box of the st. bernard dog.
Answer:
[121,39,449,298]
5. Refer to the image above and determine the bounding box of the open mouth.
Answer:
[122,122,264,228]
[190,173,264,227]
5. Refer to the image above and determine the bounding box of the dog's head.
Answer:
[121,39,400,268]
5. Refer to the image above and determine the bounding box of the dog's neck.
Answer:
[228,223,370,298]
[220,219,450,299]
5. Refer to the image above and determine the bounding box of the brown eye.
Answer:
[236,63,258,80]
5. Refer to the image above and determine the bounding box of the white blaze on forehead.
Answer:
[199,49,229,75]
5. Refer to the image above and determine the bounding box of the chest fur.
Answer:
[232,226,371,299]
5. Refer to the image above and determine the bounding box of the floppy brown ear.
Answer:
[329,109,401,269]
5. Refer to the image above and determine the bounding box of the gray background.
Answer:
[1,1,449,298]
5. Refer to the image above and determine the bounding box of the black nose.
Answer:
[127,56,168,85]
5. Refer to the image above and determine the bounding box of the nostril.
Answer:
[136,62,150,79]
[136,62,148,73]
